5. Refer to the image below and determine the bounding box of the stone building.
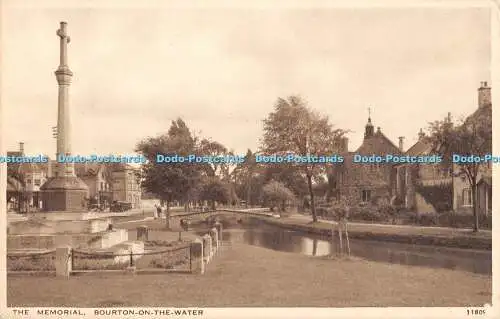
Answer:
[7,177,23,212]
[330,115,402,205]
[395,82,492,215]
[393,129,453,213]
[110,163,142,208]
[74,163,113,209]
[19,162,48,209]
[453,81,492,215]
[6,143,49,210]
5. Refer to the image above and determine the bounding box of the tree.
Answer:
[136,118,202,228]
[7,166,30,213]
[262,180,296,215]
[200,177,232,210]
[232,149,264,207]
[261,163,309,199]
[427,108,492,232]
[329,195,355,256]
[261,96,347,222]
[198,139,230,178]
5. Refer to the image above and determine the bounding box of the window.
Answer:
[100,182,104,191]
[27,179,32,184]
[463,188,472,206]
[34,179,41,186]
[361,190,371,202]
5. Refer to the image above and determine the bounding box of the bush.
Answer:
[316,207,329,217]
[73,255,130,270]
[414,183,453,212]
[349,206,388,223]
[7,254,55,271]
[397,211,492,229]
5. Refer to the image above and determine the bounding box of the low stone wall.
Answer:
[8,218,111,235]
[100,229,129,249]
[8,229,129,251]
[7,235,56,250]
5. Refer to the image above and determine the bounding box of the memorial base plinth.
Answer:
[40,176,89,212]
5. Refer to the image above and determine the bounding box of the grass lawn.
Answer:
[262,215,492,250]
[284,214,492,238]
[7,243,491,307]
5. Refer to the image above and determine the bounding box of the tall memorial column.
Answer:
[41,21,89,212]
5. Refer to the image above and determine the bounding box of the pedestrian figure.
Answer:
[153,203,159,219]
[158,204,163,219]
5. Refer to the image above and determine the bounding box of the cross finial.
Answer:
[56,21,71,67]
[368,107,371,118]
[57,22,70,43]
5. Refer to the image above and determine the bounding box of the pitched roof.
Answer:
[7,151,23,157]
[74,163,104,176]
[465,104,492,125]
[18,162,43,174]
[355,131,401,155]
[38,161,53,175]
[110,163,137,172]
[405,139,433,156]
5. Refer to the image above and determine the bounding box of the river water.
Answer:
[196,220,491,275]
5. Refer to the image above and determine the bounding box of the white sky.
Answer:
[1,2,491,157]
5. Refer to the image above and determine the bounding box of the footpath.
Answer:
[258,213,492,250]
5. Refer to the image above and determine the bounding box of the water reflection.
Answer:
[218,224,492,275]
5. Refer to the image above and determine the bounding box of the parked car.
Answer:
[110,201,132,212]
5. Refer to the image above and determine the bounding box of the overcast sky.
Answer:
[1,1,491,157]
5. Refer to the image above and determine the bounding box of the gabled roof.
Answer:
[37,161,54,175]
[19,162,43,174]
[7,151,23,157]
[74,163,105,177]
[110,163,137,172]
[466,104,492,123]
[405,139,433,156]
[355,131,401,155]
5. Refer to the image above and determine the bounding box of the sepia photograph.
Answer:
[1,0,497,317]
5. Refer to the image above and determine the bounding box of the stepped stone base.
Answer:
[8,218,112,235]
[28,211,96,221]
[40,176,89,212]
[7,229,129,250]
[97,241,145,264]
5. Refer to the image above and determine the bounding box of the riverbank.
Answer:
[7,243,491,307]
[256,214,492,250]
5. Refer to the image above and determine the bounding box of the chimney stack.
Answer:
[19,142,24,154]
[478,81,491,108]
[342,137,349,152]
[398,137,404,152]
[47,159,53,178]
